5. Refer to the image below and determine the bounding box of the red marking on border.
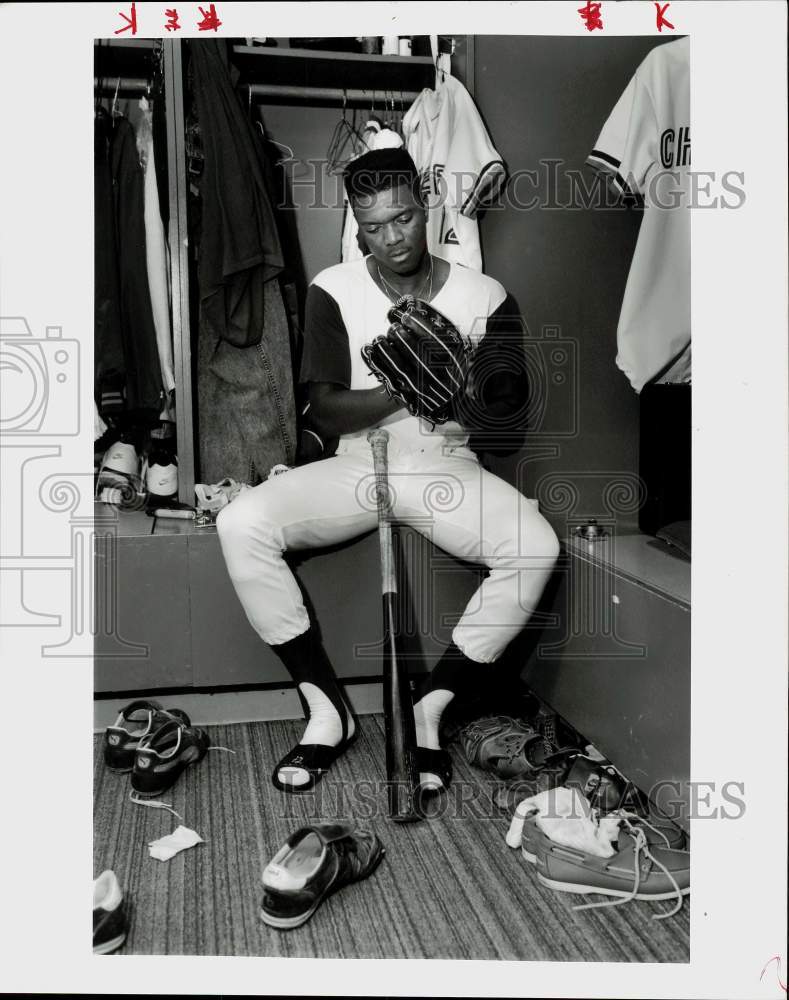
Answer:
[577,1,604,32]
[655,2,675,32]
[760,956,788,994]
[114,1,137,35]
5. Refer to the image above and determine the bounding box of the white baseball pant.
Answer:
[216,441,560,664]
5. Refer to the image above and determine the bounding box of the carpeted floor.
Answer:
[93,716,690,960]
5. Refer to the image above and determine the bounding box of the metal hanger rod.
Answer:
[94,76,149,94]
[247,83,419,103]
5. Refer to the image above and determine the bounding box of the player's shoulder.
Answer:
[638,36,688,78]
[449,263,508,309]
[311,258,369,297]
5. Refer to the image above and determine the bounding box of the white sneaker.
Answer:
[144,450,178,498]
[97,440,140,490]
[93,870,128,954]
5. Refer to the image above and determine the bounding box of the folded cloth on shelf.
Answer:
[194,477,250,512]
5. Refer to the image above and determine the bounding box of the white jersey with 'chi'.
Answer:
[587,37,691,394]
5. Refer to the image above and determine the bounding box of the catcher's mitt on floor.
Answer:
[361,296,473,425]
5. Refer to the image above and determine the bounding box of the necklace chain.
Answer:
[376,255,433,304]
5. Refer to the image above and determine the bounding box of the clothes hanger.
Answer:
[367,90,384,131]
[111,77,122,118]
[326,90,364,174]
[256,122,297,165]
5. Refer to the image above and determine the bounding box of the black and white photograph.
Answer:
[0,2,786,998]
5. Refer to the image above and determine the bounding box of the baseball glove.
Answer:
[459,715,553,780]
[361,296,474,424]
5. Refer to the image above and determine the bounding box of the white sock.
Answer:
[413,689,454,790]
[277,682,355,787]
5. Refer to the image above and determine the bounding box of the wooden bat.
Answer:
[367,428,422,823]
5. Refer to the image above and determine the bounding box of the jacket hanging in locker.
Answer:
[101,113,164,420]
[94,109,125,417]
[136,98,176,400]
[190,39,296,481]
[189,39,285,348]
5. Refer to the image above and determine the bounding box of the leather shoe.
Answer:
[260,823,385,929]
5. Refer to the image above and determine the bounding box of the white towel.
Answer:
[148,825,204,862]
[506,786,621,859]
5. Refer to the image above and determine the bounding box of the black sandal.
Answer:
[272,699,358,794]
[416,747,453,794]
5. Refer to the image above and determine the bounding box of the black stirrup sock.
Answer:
[270,626,352,744]
[417,641,483,701]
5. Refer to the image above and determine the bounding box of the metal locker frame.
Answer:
[163,38,196,504]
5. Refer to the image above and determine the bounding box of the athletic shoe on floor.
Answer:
[130,718,210,798]
[143,448,178,499]
[459,715,553,779]
[527,814,690,918]
[103,700,190,772]
[93,870,127,954]
[260,823,385,930]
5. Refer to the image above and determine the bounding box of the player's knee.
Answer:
[524,518,561,564]
[216,489,284,552]
[216,496,258,546]
[541,526,561,564]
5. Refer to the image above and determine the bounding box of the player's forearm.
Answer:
[309,384,403,438]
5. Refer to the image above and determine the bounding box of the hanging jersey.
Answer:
[300,257,508,454]
[404,76,506,271]
[587,37,691,393]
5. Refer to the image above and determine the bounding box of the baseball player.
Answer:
[216,149,559,795]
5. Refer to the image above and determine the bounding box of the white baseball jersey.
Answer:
[404,75,506,271]
[301,258,507,455]
[587,37,691,394]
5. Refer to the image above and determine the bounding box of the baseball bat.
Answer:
[367,428,423,823]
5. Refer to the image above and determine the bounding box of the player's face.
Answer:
[352,183,428,275]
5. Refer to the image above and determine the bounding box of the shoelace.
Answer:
[572,818,685,920]
[493,732,551,772]
[129,745,236,820]
[129,792,183,821]
[334,833,378,877]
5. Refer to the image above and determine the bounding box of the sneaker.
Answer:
[143,448,178,499]
[96,438,140,491]
[103,700,190,772]
[131,718,210,798]
[93,870,127,954]
[260,823,385,930]
[528,815,690,918]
